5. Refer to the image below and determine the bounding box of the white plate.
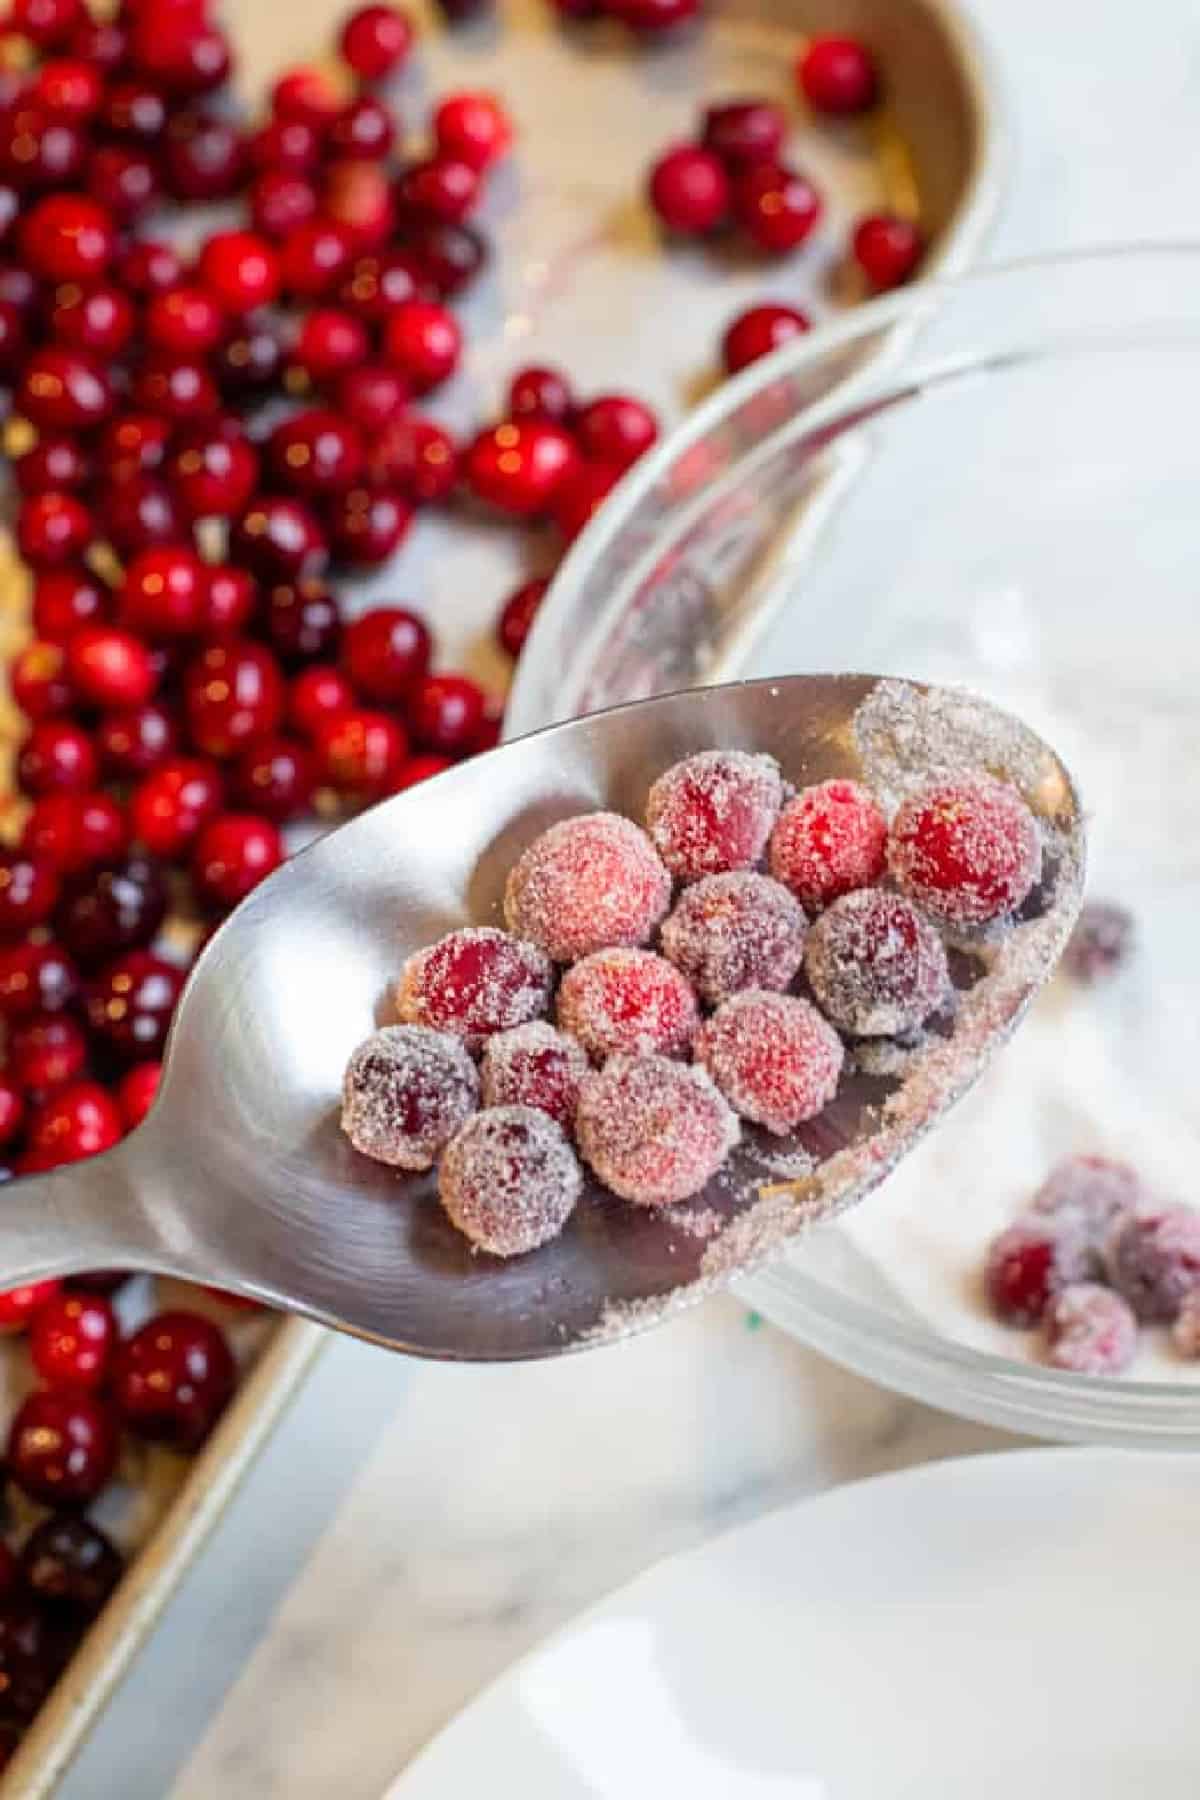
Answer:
[387,1448,1200,1798]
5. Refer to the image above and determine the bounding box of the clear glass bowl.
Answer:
[509,249,1200,1447]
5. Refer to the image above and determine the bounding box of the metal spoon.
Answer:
[2,675,1084,1360]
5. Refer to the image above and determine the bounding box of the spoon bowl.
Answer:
[2,674,1085,1359]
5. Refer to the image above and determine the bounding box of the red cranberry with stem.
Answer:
[230,494,329,581]
[288,665,355,739]
[96,702,178,780]
[264,578,342,664]
[27,1081,122,1166]
[21,791,129,876]
[168,422,260,521]
[145,285,225,355]
[101,413,172,484]
[480,1021,588,1127]
[0,1079,23,1147]
[130,352,221,422]
[1043,1283,1137,1376]
[197,229,280,314]
[984,1216,1092,1327]
[506,812,670,963]
[852,213,923,291]
[343,1024,479,1170]
[798,35,878,115]
[85,949,184,1058]
[17,719,98,795]
[888,773,1042,928]
[338,250,425,322]
[163,109,245,203]
[698,990,842,1133]
[398,156,480,225]
[383,300,461,393]
[647,748,783,880]
[0,849,60,934]
[389,752,453,792]
[289,306,369,384]
[327,484,412,565]
[553,461,621,542]
[722,302,810,374]
[1106,1208,1200,1323]
[329,96,396,160]
[131,756,223,859]
[335,363,409,431]
[7,1012,87,1090]
[557,947,697,1060]
[117,1060,160,1130]
[271,66,344,128]
[7,1387,119,1505]
[701,99,786,169]
[805,887,950,1038]
[402,218,486,297]
[508,366,573,425]
[0,105,85,191]
[578,1054,737,1205]
[312,707,407,798]
[252,169,318,239]
[33,568,109,642]
[50,281,135,354]
[340,4,414,79]
[101,78,168,143]
[86,144,159,221]
[576,395,658,471]
[10,0,85,48]
[397,927,552,1049]
[432,91,512,171]
[407,673,486,756]
[662,871,807,1006]
[18,346,113,430]
[112,1309,235,1451]
[249,116,322,175]
[119,545,206,641]
[19,192,114,282]
[20,1516,124,1622]
[232,738,314,822]
[10,639,73,719]
[439,1107,582,1257]
[734,161,822,253]
[192,814,283,907]
[278,219,355,299]
[55,854,169,965]
[66,627,156,711]
[648,144,730,235]
[0,1279,60,1333]
[16,491,93,568]
[215,320,284,398]
[497,577,548,657]
[466,420,579,518]
[116,238,183,298]
[184,640,285,759]
[0,940,79,1018]
[341,606,430,702]
[769,778,887,909]
[371,415,459,504]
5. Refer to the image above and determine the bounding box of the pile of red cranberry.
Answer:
[343,749,1043,1257]
[984,1154,1200,1377]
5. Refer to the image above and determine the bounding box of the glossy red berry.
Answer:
[329,96,396,162]
[29,1290,116,1390]
[312,708,407,798]
[0,1280,60,1333]
[552,459,620,541]
[231,493,329,581]
[0,295,24,374]
[50,280,135,354]
[797,35,878,115]
[101,77,167,143]
[200,564,257,638]
[17,719,98,794]
[65,627,157,711]
[117,1060,160,1130]
[576,394,658,471]
[7,1387,119,1505]
[402,217,485,297]
[85,950,185,1059]
[215,320,284,398]
[432,90,512,170]
[701,99,786,169]
[340,4,414,79]
[290,306,369,383]
[389,752,453,791]
[130,351,221,422]
[69,12,126,66]
[271,65,345,128]
[248,115,321,175]
[10,0,84,48]
[466,420,579,518]
[722,302,810,373]
[19,1514,124,1621]
[86,144,159,221]
[278,219,355,299]
[852,212,923,291]
[20,192,114,282]
[648,143,730,235]
[508,366,573,425]
[27,1081,122,1167]
[102,475,183,558]
[327,484,412,565]
[162,109,245,203]
[497,577,549,657]
[32,568,108,642]
[335,363,410,434]
[96,701,178,779]
[398,156,480,224]
[734,161,822,253]
[370,415,459,503]
[197,229,281,314]
[251,168,319,239]
[0,940,80,1018]
[16,491,93,568]
[184,640,285,759]
[6,1012,87,1090]
[21,790,129,876]
[10,639,73,719]
[0,1078,22,1146]
[232,738,315,822]
[288,664,355,739]
[101,413,172,484]
[112,1309,235,1451]
[268,408,363,496]
[0,104,86,192]
[168,422,260,521]
[130,756,224,859]
[0,847,59,934]
[383,300,461,393]
[119,545,207,641]
[341,607,431,703]
[55,854,169,966]
[408,672,486,756]
[264,579,343,664]
[129,13,231,97]
[116,237,183,298]
[144,284,224,355]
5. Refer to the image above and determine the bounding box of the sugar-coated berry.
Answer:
[439,1107,582,1256]
[984,1217,1092,1328]
[1106,1208,1200,1323]
[505,812,671,963]
[722,303,810,374]
[852,212,923,291]
[340,4,414,79]
[661,871,807,1005]
[30,1290,117,1389]
[701,99,786,169]
[111,1309,235,1451]
[1031,1154,1142,1242]
[466,420,579,518]
[648,144,730,236]
[558,948,700,1060]
[396,926,553,1048]
[697,990,843,1134]
[7,1387,119,1506]
[797,35,878,114]
[576,1054,739,1207]
[1062,901,1134,985]
[341,1024,479,1170]
[192,813,284,908]
[84,951,185,1060]
[479,1021,590,1127]
[804,887,949,1037]
[733,162,822,254]
[1043,1283,1137,1376]
[646,749,783,880]
[769,779,888,909]
[888,773,1042,928]
[432,91,512,171]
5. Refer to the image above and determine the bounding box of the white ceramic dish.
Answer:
[389,1446,1200,1799]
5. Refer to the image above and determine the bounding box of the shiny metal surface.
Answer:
[0,676,1083,1360]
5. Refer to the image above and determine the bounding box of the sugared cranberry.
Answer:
[251,168,319,239]
[313,707,407,798]
[130,756,223,859]
[805,887,950,1038]
[769,779,887,909]
[21,790,129,876]
[232,738,314,822]
[497,577,548,657]
[7,1387,119,1506]
[327,484,412,565]
[701,99,786,169]
[163,109,245,203]
[341,606,430,703]
[648,144,730,235]
[66,627,156,712]
[397,156,480,225]
[852,212,923,291]
[20,1516,124,1621]
[466,420,579,519]
[0,1279,60,1334]
[10,638,72,719]
[1032,1154,1141,1240]
[661,871,807,1006]
[341,4,414,79]
[25,1081,121,1170]
[722,302,810,373]
[798,34,878,115]
[397,927,552,1050]
[278,219,355,299]
[112,1309,235,1451]
[16,490,93,569]
[231,493,329,581]
[432,90,512,171]
[19,192,114,282]
[289,306,369,384]
[117,1060,160,1130]
[115,237,183,298]
[0,1078,23,1148]
[215,320,284,398]
[1043,1283,1137,1376]
[0,940,79,1018]
[439,1107,581,1257]
[646,749,782,880]
[96,701,178,779]
[370,415,459,504]
[383,300,461,393]
[86,143,159,221]
[558,946,697,1060]
[552,461,620,542]
[698,989,842,1133]
[18,345,112,430]
[505,812,670,963]
[197,229,280,314]
[130,351,221,422]
[85,949,184,1059]
[734,161,823,253]
[0,848,59,934]
[6,1011,87,1090]
[1106,1208,1200,1323]
[984,1217,1092,1327]
[479,1021,589,1127]
[407,673,485,757]
[389,752,452,791]
[184,639,285,760]
[288,664,355,739]
[402,217,486,297]
[1063,901,1135,985]
[168,421,260,521]
[579,1053,737,1204]
[55,854,168,966]
[32,567,108,642]
[263,578,342,664]
[17,719,98,795]
[345,1023,482,1179]
[10,0,85,48]
[888,774,1042,928]
[508,367,573,427]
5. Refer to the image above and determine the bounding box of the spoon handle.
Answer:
[0,1147,155,1287]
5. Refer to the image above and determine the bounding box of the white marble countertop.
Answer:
[58,0,1200,1793]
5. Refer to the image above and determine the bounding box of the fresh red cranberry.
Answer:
[397,156,480,225]
[288,664,355,739]
[0,1279,60,1333]
[17,719,98,795]
[21,791,129,876]
[576,394,658,470]
[168,421,260,521]
[196,229,281,314]
[101,77,168,143]
[648,143,730,235]
[289,306,369,384]
[100,413,172,484]
[17,346,113,430]
[552,460,620,541]
[0,847,59,935]
[19,1515,124,1621]
[27,1081,121,1167]
[401,217,486,297]
[984,1217,1092,1327]
[383,300,461,393]
[324,159,396,247]
[49,280,135,354]
[852,211,923,290]
[215,319,284,398]
[112,1308,235,1451]
[271,65,345,128]
[466,420,579,518]
[116,238,184,299]
[268,409,364,497]
[85,948,185,1057]
[0,1596,59,1724]
[312,707,407,798]
[231,493,329,581]
[232,738,314,822]
[162,109,246,202]
[16,490,93,569]
[608,0,699,27]
[19,191,114,282]
[101,474,184,558]
[7,1011,87,1090]
[0,295,25,373]
[327,484,412,565]
[470,699,502,755]
[117,1060,160,1130]
[251,168,318,239]
[340,3,413,78]
[701,99,786,169]
[341,607,430,703]
[10,0,84,48]
[734,161,823,252]
[264,579,343,664]
[55,854,169,966]
[86,143,160,221]
[722,302,810,373]
[200,564,257,637]
[129,13,231,97]
[247,118,321,176]
[32,567,109,642]
[130,755,223,859]
[797,34,878,115]
[1063,901,1135,985]
[184,639,285,759]
[130,350,221,422]
[432,90,512,171]
[0,940,79,1018]
[144,284,225,355]
[278,219,355,299]
[0,260,37,315]
[0,104,86,191]
[408,672,486,756]
[388,752,453,791]
[329,95,396,160]
[7,1386,119,1505]
[65,627,156,711]
[68,13,127,68]
[96,701,178,779]
[10,638,73,718]
[119,545,207,640]
[888,774,1041,928]
[369,415,459,503]
[497,577,549,657]
[508,366,573,425]
[0,1078,23,1148]
[338,249,425,321]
